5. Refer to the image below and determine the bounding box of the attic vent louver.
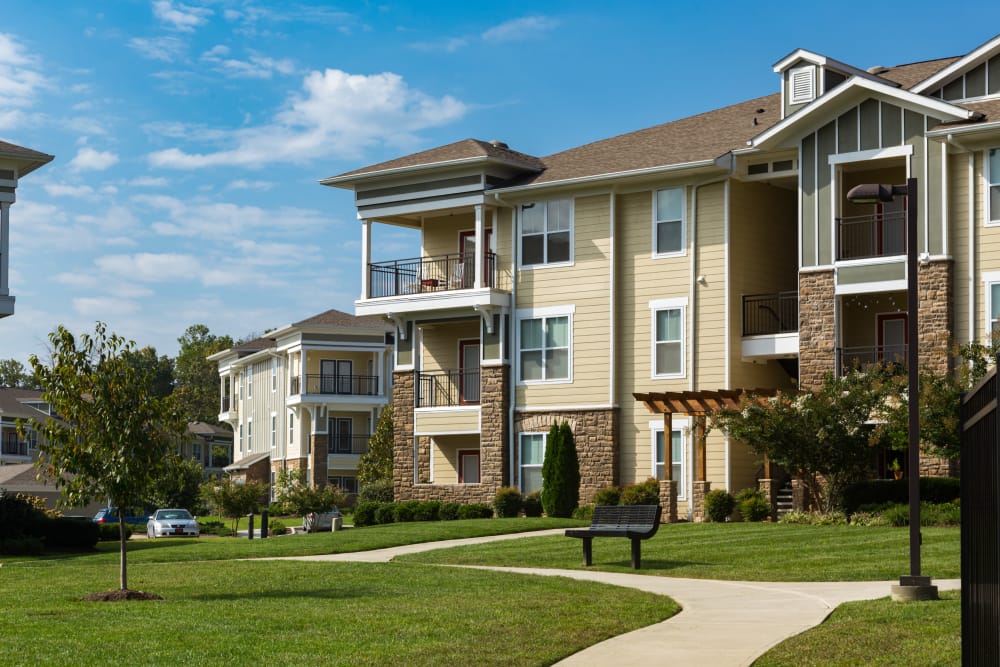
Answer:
[789,65,816,105]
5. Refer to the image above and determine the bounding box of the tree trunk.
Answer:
[118,509,128,591]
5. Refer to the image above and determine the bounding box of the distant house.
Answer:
[0,141,54,318]
[324,34,1000,520]
[180,422,233,474]
[210,308,393,498]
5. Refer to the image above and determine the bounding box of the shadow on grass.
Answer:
[576,558,708,572]
[189,586,370,602]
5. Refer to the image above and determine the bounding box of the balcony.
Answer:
[417,369,480,407]
[743,291,798,336]
[1,435,33,457]
[836,211,906,261]
[328,434,370,455]
[290,374,379,396]
[369,252,503,298]
[837,345,908,376]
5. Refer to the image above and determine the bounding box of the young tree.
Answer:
[199,476,268,535]
[173,324,234,424]
[23,323,185,592]
[149,457,205,513]
[122,346,175,399]
[273,469,346,517]
[357,404,394,500]
[541,420,579,517]
[0,358,40,389]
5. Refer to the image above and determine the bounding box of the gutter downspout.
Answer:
[493,192,517,488]
[946,134,976,345]
[609,188,617,407]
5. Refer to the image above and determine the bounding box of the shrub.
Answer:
[778,510,847,525]
[881,501,961,527]
[457,503,493,520]
[840,477,960,514]
[522,492,543,517]
[572,504,594,521]
[439,503,461,521]
[541,421,580,518]
[97,523,132,541]
[374,503,397,525]
[736,488,771,522]
[493,487,523,518]
[393,501,421,523]
[412,501,441,522]
[198,520,234,537]
[849,511,887,527]
[593,485,622,507]
[268,519,288,535]
[33,517,100,550]
[704,489,736,523]
[352,501,381,527]
[621,478,660,506]
[357,478,394,504]
[0,536,44,555]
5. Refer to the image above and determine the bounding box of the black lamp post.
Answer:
[846,177,936,601]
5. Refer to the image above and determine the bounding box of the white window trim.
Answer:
[789,65,816,105]
[247,367,253,398]
[515,305,575,385]
[288,411,295,445]
[649,297,688,379]
[983,271,1000,335]
[270,412,277,450]
[271,358,278,392]
[518,198,575,270]
[650,417,690,501]
[518,432,547,494]
[246,418,253,452]
[652,186,687,258]
[988,148,1000,227]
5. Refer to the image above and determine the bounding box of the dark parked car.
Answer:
[92,507,152,525]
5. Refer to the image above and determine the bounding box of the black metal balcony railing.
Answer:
[368,252,500,298]
[742,291,799,336]
[328,434,371,455]
[836,211,906,261]
[290,374,379,396]
[1,435,33,457]
[836,345,908,376]
[416,369,480,407]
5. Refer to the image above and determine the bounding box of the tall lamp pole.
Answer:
[846,177,937,601]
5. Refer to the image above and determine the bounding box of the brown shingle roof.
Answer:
[875,57,961,90]
[0,388,45,418]
[292,308,391,331]
[0,140,54,176]
[325,138,544,182]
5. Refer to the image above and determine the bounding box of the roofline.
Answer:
[926,119,1000,138]
[911,34,1000,94]
[320,154,543,188]
[751,76,977,148]
[0,149,54,177]
[772,49,891,86]
[490,159,725,195]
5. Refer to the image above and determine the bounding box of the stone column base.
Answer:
[791,478,810,512]
[659,480,678,523]
[891,576,939,602]
[691,481,710,523]
[758,479,778,521]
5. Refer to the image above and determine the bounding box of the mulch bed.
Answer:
[82,589,164,602]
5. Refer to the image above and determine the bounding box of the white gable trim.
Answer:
[911,34,1000,94]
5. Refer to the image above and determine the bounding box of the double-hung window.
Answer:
[653,187,685,256]
[271,359,277,392]
[518,307,573,383]
[270,413,277,450]
[288,412,295,445]
[985,272,1000,334]
[520,199,572,267]
[247,367,253,397]
[989,149,1000,225]
[650,298,686,378]
[519,433,546,494]
[653,423,687,499]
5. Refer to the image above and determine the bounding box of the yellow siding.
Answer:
[694,182,727,389]
[420,320,479,373]
[422,212,475,258]
[951,152,972,344]
[431,434,479,483]
[976,151,1000,343]
[515,194,612,406]
[305,351,375,375]
[415,407,480,434]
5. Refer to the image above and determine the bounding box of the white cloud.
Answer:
[227,179,272,190]
[482,16,558,43]
[95,252,202,282]
[128,176,169,187]
[201,47,295,79]
[152,0,212,33]
[0,33,47,115]
[408,37,469,53]
[134,193,327,239]
[43,183,96,197]
[128,36,186,62]
[68,147,120,172]
[148,69,467,168]
[72,296,141,317]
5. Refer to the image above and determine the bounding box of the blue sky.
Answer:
[2,1,998,364]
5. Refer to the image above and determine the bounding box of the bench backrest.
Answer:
[591,504,661,534]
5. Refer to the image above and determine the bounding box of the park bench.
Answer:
[565,504,662,569]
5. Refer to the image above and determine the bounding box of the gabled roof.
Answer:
[911,34,1000,94]
[876,57,962,90]
[322,138,544,186]
[0,388,45,418]
[292,307,392,331]
[223,451,270,471]
[188,421,233,438]
[772,49,889,85]
[0,140,54,177]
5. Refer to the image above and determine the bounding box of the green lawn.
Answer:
[401,522,960,581]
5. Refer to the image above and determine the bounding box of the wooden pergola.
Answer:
[632,389,779,513]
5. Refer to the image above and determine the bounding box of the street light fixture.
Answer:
[846,177,937,601]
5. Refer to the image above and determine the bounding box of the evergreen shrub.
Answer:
[704,489,735,522]
[493,487,523,518]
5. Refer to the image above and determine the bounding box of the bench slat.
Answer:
[564,504,661,569]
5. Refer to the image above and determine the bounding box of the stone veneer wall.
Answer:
[310,433,329,487]
[690,480,710,523]
[394,366,510,505]
[798,269,836,391]
[514,408,617,504]
[917,259,952,377]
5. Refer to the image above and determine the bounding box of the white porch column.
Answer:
[0,202,10,295]
[360,218,371,300]
[474,204,484,290]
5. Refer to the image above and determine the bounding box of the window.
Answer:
[518,309,572,383]
[458,450,480,484]
[650,298,686,377]
[653,187,685,256]
[330,476,358,494]
[288,412,295,445]
[654,427,686,499]
[789,65,816,104]
[520,433,545,494]
[989,149,1000,225]
[271,358,277,392]
[270,414,276,450]
[238,423,243,453]
[520,199,572,267]
[247,419,253,452]
[192,443,202,461]
[247,367,253,397]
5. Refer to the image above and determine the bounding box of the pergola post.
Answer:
[691,415,710,522]
[659,412,677,523]
[759,453,778,521]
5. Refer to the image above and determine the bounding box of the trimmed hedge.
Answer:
[33,517,100,550]
[493,487,523,518]
[704,489,736,523]
[353,500,493,526]
[841,477,960,514]
[522,491,543,517]
[620,478,660,506]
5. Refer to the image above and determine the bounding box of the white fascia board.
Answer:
[490,160,721,196]
[320,156,541,188]
[750,76,977,150]
[359,192,489,219]
[772,49,886,85]
[911,35,1000,94]
[355,288,511,318]
[926,119,1000,139]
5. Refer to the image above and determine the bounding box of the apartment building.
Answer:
[0,141,53,318]
[212,309,393,495]
[323,35,1000,520]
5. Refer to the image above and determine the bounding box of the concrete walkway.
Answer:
[271,530,960,666]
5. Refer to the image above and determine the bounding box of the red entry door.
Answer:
[877,313,907,364]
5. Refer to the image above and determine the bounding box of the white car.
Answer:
[146,509,200,538]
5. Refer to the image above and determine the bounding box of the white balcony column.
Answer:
[376,349,384,395]
[0,202,10,295]
[474,204,484,289]
[360,218,371,300]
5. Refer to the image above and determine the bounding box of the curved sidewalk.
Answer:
[274,530,960,666]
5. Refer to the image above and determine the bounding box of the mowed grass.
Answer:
[0,558,678,666]
[400,522,960,581]
[755,590,961,666]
